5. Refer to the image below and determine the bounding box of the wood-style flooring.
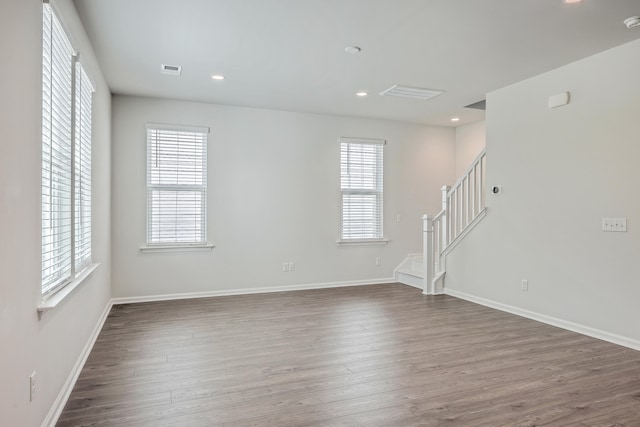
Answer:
[57,284,640,426]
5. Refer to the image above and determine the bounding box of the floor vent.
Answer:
[379,85,445,100]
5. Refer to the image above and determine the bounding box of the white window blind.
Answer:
[340,137,385,240]
[42,3,74,295]
[74,64,94,271]
[146,124,209,245]
[42,3,94,296]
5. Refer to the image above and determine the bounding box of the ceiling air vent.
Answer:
[379,85,445,100]
[161,64,182,75]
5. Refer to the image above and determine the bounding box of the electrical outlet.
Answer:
[30,371,36,402]
[602,218,627,232]
[288,262,295,271]
[375,257,382,266]
[282,262,289,272]
[521,280,529,292]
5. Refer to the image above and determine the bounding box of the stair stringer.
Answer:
[394,253,424,289]
[434,208,487,293]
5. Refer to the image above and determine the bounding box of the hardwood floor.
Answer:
[57,284,640,426]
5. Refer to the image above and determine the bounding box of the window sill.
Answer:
[37,263,100,316]
[336,238,390,247]
[140,244,215,253]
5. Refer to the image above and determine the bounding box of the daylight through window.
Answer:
[42,3,94,296]
[146,124,209,245]
[340,137,385,240]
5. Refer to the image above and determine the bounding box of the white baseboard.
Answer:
[42,299,113,427]
[111,278,397,305]
[41,278,395,426]
[445,288,640,352]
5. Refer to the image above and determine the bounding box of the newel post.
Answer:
[422,214,433,295]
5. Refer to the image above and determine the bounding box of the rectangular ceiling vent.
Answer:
[161,64,182,75]
[379,85,445,101]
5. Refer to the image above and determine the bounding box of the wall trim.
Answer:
[445,288,640,352]
[42,299,113,427]
[111,278,397,305]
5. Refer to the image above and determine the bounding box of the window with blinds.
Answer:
[74,64,93,271]
[42,3,94,296]
[340,137,385,240]
[146,124,209,245]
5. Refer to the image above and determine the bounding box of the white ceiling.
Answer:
[73,0,640,127]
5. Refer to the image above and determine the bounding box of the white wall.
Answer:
[112,96,455,298]
[0,1,111,425]
[445,39,640,345]
[455,121,486,177]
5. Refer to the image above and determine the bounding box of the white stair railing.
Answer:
[447,150,487,243]
[423,149,486,294]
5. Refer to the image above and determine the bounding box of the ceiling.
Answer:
[73,0,640,127]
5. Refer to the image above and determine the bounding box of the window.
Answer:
[41,3,94,296]
[146,124,209,246]
[340,137,385,241]
[74,64,93,271]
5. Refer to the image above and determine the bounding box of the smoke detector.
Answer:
[161,64,182,75]
[344,46,362,54]
[624,16,640,29]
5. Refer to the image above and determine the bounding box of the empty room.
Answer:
[2,0,640,425]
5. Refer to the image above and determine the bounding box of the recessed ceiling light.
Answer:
[344,46,362,54]
[451,117,460,122]
[211,74,225,80]
[562,0,582,4]
[356,91,368,97]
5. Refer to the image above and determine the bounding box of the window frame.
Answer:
[144,123,212,251]
[338,137,388,246]
[41,2,96,300]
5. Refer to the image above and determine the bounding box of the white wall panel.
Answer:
[445,39,640,344]
[111,97,456,298]
[0,1,111,425]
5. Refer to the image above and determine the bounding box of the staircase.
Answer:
[395,149,487,294]
[394,254,425,289]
